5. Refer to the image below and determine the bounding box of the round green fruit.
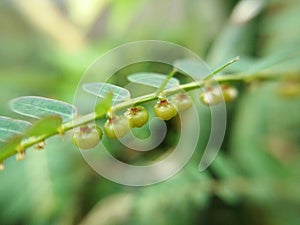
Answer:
[73,125,102,150]
[200,84,238,105]
[171,93,193,111]
[154,99,177,120]
[124,106,149,128]
[104,115,130,139]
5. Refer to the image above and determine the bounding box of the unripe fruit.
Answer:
[154,99,177,120]
[73,124,102,149]
[171,93,193,111]
[200,84,238,105]
[124,106,149,128]
[104,115,130,139]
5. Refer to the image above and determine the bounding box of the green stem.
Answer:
[155,68,177,96]
[0,57,280,162]
[204,56,240,80]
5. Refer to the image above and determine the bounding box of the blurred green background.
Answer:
[1,0,300,224]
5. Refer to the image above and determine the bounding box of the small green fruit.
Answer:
[154,99,177,120]
[124,106,149,128]
[200,84,238,105]
[171,93,193,111]
[73,124,102,149]
[104,115,130,139]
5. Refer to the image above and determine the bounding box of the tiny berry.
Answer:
[104,115,130,139]
[124,106,149,128]
[171,93,193,111]
[73,124,102,150]
[154,99,177,120]
[200,84,238,105]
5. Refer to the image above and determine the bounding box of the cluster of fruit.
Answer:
[73,85,237,150]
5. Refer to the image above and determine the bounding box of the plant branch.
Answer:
[0,57,280,163]
[204,56,240,80]
[155,68,177,96]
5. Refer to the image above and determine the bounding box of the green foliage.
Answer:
[1,0,300,225]
[0,136,22,160]
[24,116,62,139]
[0,116,31,142]
[83,83,130,103]
[94,92,113,117]
[10,96,77,123]
[127,72,179,89]
[174,59,212,77]
[0,57,240,163]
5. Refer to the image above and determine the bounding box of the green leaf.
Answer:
[95,92,113,117]
[230,0,266,25]
[0,116,31,142]
[0,136,22,161]
[245,50,300,74]
[210,152,241,179]
[220,55,257,74]
[127,72,180,89]
[205,0,265,67]
[174,57,239,80]
[174,59,212,78]
[10,96,77,123]
[82,82,130,103]
[259,1,300,57]
[230,83,291,178]
[24,116,62,138]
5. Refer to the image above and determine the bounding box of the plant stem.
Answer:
[204,56,240,80]
[0,57,280,162]
[155,68,177,96]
